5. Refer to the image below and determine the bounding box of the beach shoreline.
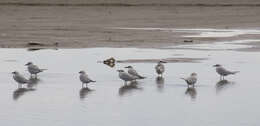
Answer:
[0,5,259,50]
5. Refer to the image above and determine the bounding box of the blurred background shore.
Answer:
[0,0,260,49]
[1,0,260,6]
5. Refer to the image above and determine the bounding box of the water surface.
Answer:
[0,42,260,125]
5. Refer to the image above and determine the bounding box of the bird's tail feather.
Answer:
[40,69,47,72]
[231,71,239,74]
[138,75,146,79]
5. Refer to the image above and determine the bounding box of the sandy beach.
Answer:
[0,4,260,49]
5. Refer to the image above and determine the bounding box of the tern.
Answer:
[213,64,239,80]
[12,71,29,87]
[155,60,167,77]
[181,73,198,87]
[79,71,96,88]
[117,70,136,85]
[25,62,47,78]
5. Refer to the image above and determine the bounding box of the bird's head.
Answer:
[213,64,221,67]
[25,62,33,66]
[12,71,19,75]
[191,72,197,77]
[117,70,124,73]
[124,66,133,69]
[79,71,86,74]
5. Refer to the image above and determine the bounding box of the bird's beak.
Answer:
[11,72,15,74]
[25,63,29,66]
[162,61,167,63]
[213,65,217,67]
[124,66,129,68]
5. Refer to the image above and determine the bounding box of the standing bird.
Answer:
[25,62,47,78]
[12,71,29,87]
[181,73,198,87]
[79,71,96,88]
[155,60,167,77]
[117,70,136,85]
[125,66,146,80]
[213,64,239,80]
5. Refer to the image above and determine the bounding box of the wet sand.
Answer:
[0,5,260,49]
[1,0,260,5]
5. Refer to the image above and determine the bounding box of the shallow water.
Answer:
[113,27,260,38]
[169,39,257,50]
[1,42,260,126]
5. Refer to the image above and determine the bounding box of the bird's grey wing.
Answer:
[186,76,197,85]
[29,65,41,73]
[191,76,197,84]
[80,74,90,83]
[14,74,28,83]
[128,69,139,77]
[81,74,95,83]
[32,65,41,70]
[155,64,164,73]
[120,73,135,81]
[217,67,233,75]
[129,69,145,79]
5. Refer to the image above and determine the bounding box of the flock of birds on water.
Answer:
[12,61,239,93]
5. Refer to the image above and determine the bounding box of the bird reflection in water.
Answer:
[185,87,197,100]
[118,81,142,96]
[79,87,94,99]
[27,77,41,88]
[156,76,164,92]
[13,87,36,101]
[216,79,235,94]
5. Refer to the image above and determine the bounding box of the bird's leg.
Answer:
[82,83,84,88]
[124,81,127,86]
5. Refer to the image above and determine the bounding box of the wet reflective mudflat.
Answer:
[0,41,260,126]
